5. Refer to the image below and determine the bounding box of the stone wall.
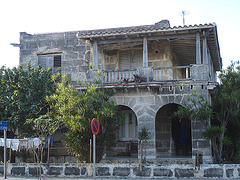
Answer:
[19,32,89,82]
[1,163,240,179]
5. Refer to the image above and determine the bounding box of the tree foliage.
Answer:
[0,64,56,137]
[212,61,240,163]
[175,61,240,163]
[46,75,122,162]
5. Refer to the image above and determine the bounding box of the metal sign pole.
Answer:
[93,134,96,180]
[4,129,7,179]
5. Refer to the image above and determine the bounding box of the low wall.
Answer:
[0,163,240,179]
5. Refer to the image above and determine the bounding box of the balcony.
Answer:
[102,65,191,84]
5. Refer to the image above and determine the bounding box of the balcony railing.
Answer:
[103,66,191,84]
[153,66,190,81]
[103,69,137,83]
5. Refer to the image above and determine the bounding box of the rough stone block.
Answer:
[65,167,80,176]
[29,167,43,176]
[47,167,63,176]
[0,167,3,175]
[96,167,110,176]
[204,168,223,178]
[81,167,87,176]
[226,168,234,178]
[113,167,130,176]
[175,168,194,178]
[133,167,151,177]
[11,167,25,176]
[154,168,173,177]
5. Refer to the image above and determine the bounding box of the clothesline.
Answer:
[0,136,53,151]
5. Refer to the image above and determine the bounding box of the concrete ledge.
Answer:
[0,163,240,179]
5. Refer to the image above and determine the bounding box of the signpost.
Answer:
[0,121,8,179]
[91,118,99,180]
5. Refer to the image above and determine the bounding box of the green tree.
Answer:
[175,61,240,163]
[46,75,122,162]
[212,61,240,163]
[0,64,57,137]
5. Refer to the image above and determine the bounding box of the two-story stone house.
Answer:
[18,20,221,163]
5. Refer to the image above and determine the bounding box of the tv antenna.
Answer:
[179,10,189,26]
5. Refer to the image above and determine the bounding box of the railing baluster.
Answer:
[159,70,161,80]
[104,72,107,82]
[111,72,114,83]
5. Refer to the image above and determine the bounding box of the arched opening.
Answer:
[155,103,192,157]
[107,105,138,157]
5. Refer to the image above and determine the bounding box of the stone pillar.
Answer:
[196,33,201,64]
[143,37,148,68]
[93,40,98,70]
[138,115,156,160]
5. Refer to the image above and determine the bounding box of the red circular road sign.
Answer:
[91,118,99,135]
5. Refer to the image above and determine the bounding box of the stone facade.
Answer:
[18,20,222,164]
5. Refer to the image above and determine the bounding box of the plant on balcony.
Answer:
[122,78,129,84]
[133,74,142,83]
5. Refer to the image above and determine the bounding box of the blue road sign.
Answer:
[0,121,8,130]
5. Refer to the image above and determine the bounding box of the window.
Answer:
[38,54,62,73]
[119,49,143,70]
[119,110,138,141]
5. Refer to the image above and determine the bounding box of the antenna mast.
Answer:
[180,10,189,26]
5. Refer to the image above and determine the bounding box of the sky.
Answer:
[0,0,240,69]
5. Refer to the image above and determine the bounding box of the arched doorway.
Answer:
[155,103,192,157]
[107,105,138,157]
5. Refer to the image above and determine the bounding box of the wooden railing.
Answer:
[103,69,137,83]
[153,66,191,81]
[103,66,191,83]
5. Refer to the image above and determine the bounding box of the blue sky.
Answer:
[0,0,239,69]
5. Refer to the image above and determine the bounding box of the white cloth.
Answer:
[0,137,42,150]
[11,139,20,151]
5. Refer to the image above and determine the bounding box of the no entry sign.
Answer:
[91,118,99,135]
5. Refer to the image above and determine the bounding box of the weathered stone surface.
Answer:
[0,167,3,175]
[11,167,25,176]
[133,167,151,177]
[47,167,63,176]
[175,168,194,178]
[204,168,223,178]
[154,168,173,177]
[113,167,130,176]
[65,167,80,176]
[226,168,234,178]
[96,167,110,176]
[29,167,43,176]
[81,167,87,175]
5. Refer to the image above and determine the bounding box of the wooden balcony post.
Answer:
[93,40,98,70]
[143,37,148,67]
[203,31,208,64]
[196,32,201,64]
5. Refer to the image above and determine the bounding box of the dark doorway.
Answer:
[155,103,192,157]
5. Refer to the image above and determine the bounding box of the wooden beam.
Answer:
[93,40,98,70]
[202,31,208,64]
[97,33,196,45]
[196,32,201,64]
[143,37,148,67]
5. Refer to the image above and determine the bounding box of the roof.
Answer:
[77,20,222,70]
[77,20,216,38]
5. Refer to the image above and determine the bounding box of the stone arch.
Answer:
[155,103,192,157]
[107,105,138,157]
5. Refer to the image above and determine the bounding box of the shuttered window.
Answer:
[38,54,62,73]
[119,49,143,70]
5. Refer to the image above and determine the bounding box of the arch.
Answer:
[107,105,138,157]
[155,103,192,157]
